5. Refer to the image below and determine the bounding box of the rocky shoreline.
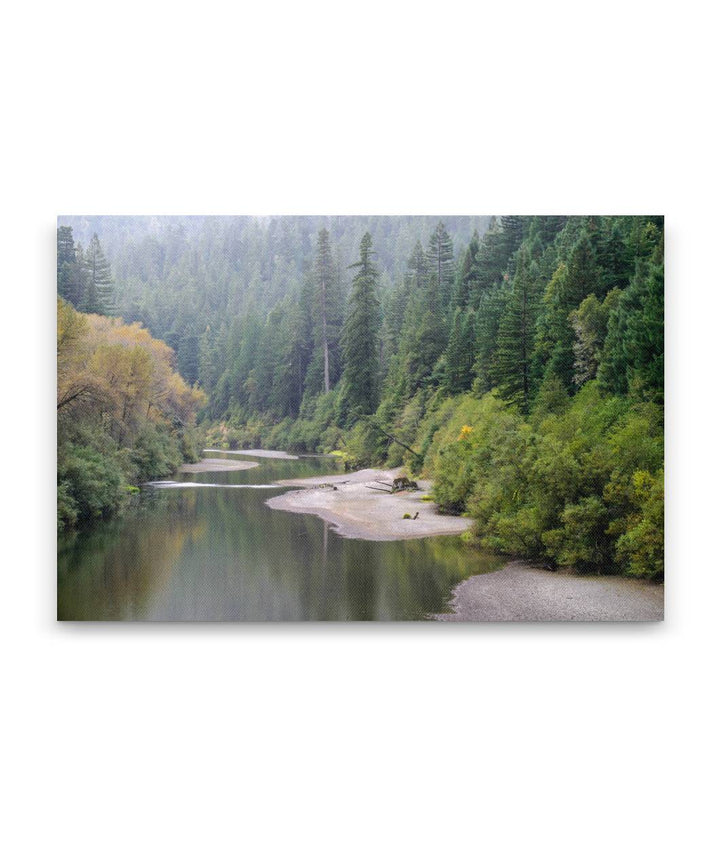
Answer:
[435,560,664,621]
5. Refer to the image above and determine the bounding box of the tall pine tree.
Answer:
[57,226,86,308]
[494,247,540,413]
[82,234,114,314]
[444,307,476,394]
[308,228,343,395]
[426,221,455,311]
[454,229,481,309]
[400,240,447,393]
[341,233,381,418]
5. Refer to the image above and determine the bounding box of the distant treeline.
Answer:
[56,214,489,384]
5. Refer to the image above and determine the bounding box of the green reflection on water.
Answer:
[57,454,502,620]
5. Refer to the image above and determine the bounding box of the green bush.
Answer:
[614,470,664,580]
[127,424,183,482]
[422,385,663,576]
[57,443,126,527]
[57,480,78,531]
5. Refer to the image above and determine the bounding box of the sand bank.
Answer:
[203,448,299,460]
[179,458,259,473]
[435,560,663,621]
[266,467,472,541]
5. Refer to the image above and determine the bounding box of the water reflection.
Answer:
[57,454,501,620]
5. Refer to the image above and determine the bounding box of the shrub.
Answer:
[127,424,183,482]
[57,443,126,525]
[614,470,664,580]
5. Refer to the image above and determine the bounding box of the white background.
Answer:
[2,1,718,854]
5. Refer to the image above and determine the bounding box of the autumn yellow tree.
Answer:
[57,299,207,530]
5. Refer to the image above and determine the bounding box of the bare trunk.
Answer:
[321,272,330,394]
[323,338,330,394]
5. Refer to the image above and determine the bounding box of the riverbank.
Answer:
[266,467,473,541]
[435,560,664,621]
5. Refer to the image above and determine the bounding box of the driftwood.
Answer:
[366,477,419,494]
[392,476,419,493]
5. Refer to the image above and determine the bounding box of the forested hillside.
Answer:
[57,215,663,577]
[57,215,489,386]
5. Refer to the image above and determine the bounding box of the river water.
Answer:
[57,452,501,621]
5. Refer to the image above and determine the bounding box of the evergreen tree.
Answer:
[82,234,114,314]
[594,218,633,293]
[569,289,622,387]
[426,221,455,310]
[310,229,343,395]
[341,233,381,418]
[444,307,476,394]
[57,226,86,308]
[198,324,223,407]
[499,215,525,273]
[177,328,200,384]
[57,226,76,303]
[494,247,540,413]
[533,262,572,388]
[533,216,569,245]
[406,240,431,293]
[272,298,314,417]
[472,283,508,393]
[469,217,515,307]
[598,241,664,403]
[533,235,602,391]
[454,230,481,309]
[399,239,448,393]
[57,225,75,268]
[626,250,664,402]
[565,232,601,300]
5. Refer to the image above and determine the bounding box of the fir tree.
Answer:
[454,230,481,309]
[533,235,602,391]
[426,221,455,310]
[312,228,343,394]
[82,234,114,314]
[499,215,525,273]
[57,226,86,307]
[472,283,508,393]
[444,307,476,394]
[406,240,431,293]
[565,232,601,301]
[469,217,515,307]
[569,289,621,387]
[598,241,664,403]
[494,247,540,413]
[272,298,314,417]
[594,219,633,293]
[400,239,448,393]
[341,233,381,418]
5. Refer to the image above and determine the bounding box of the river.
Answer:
[57,451,501,620]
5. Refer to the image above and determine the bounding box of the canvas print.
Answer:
[56,216,664,621]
